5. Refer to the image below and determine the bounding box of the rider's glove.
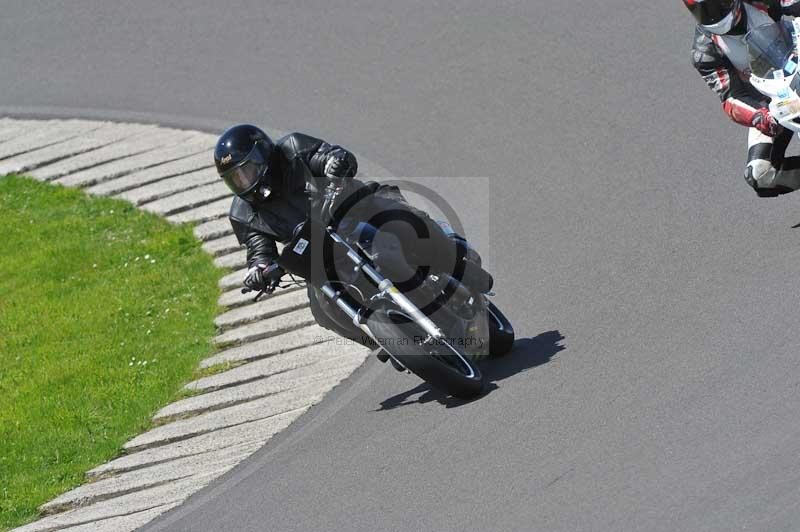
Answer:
[243,263,284,292]
[751,108,780,137]
[323,148,357,182]
[264,264,285,290]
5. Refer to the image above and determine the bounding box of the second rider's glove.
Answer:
[751,108,780,137]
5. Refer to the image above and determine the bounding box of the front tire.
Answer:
[367,307,484,398]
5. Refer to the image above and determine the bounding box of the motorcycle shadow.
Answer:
[376,330,566,410]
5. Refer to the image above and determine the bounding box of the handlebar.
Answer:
[240,286,270,301]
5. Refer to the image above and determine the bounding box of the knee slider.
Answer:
[745,159,777,189]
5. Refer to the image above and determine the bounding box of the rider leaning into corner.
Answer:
[213,124,494,360]
[684,0,800,196]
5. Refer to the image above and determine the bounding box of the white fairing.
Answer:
[749,20,800,135]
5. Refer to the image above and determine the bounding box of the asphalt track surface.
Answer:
[4,2,800,531]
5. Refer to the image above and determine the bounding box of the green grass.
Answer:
[0,175,221,530]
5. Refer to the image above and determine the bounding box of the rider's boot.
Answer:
[460,258,494,294]
[450,235,494,294]
[746,160,800,198]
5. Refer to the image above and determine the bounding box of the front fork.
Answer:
[321,229,445,342]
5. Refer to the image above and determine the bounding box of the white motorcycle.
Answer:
[747,19,800,132]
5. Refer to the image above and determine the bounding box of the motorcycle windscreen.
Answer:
[747,21,796,79]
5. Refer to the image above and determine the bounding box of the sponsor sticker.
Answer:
[776,98,800,117]
[293,238,309,255]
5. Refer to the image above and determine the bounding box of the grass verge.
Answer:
[0,175,220,530]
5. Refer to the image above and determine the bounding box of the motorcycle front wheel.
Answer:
[367,306,485,398]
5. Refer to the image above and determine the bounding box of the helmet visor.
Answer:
[689,0,738,33]
[220,145,269,196]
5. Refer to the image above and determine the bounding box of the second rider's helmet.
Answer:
[683,0,742,35]
[214,124,276,202]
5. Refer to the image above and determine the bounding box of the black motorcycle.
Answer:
[248,185,514,398]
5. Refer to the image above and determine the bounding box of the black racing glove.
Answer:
[243,263,284,292]
[323,148,358,182]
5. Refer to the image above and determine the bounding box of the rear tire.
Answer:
[367,307,484,398]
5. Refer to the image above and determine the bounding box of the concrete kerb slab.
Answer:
[27,125,164,182]
[54,132,210,188]
[155,359,363,422]
[192,218,234,242]
[201,234,241,256]
[185,344,366,394]
[86,413,301,479]
[0,119,52,142]
[213,288,310,331]
[163,196,231,224]
[213,249,247,270]
[0,120,103,160]
[139,181,231,216]
[199,324,329,369]
[13,499,185,532]
[86,152,213,197]
[114,167,219,206]
[122,398,316,453]
[43,504,183,532]
[212,307,316,347]
[39,442,262,515]
[0,123,144,176]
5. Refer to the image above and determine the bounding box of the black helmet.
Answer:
[683,0,741,35]
[214,124,276,201]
